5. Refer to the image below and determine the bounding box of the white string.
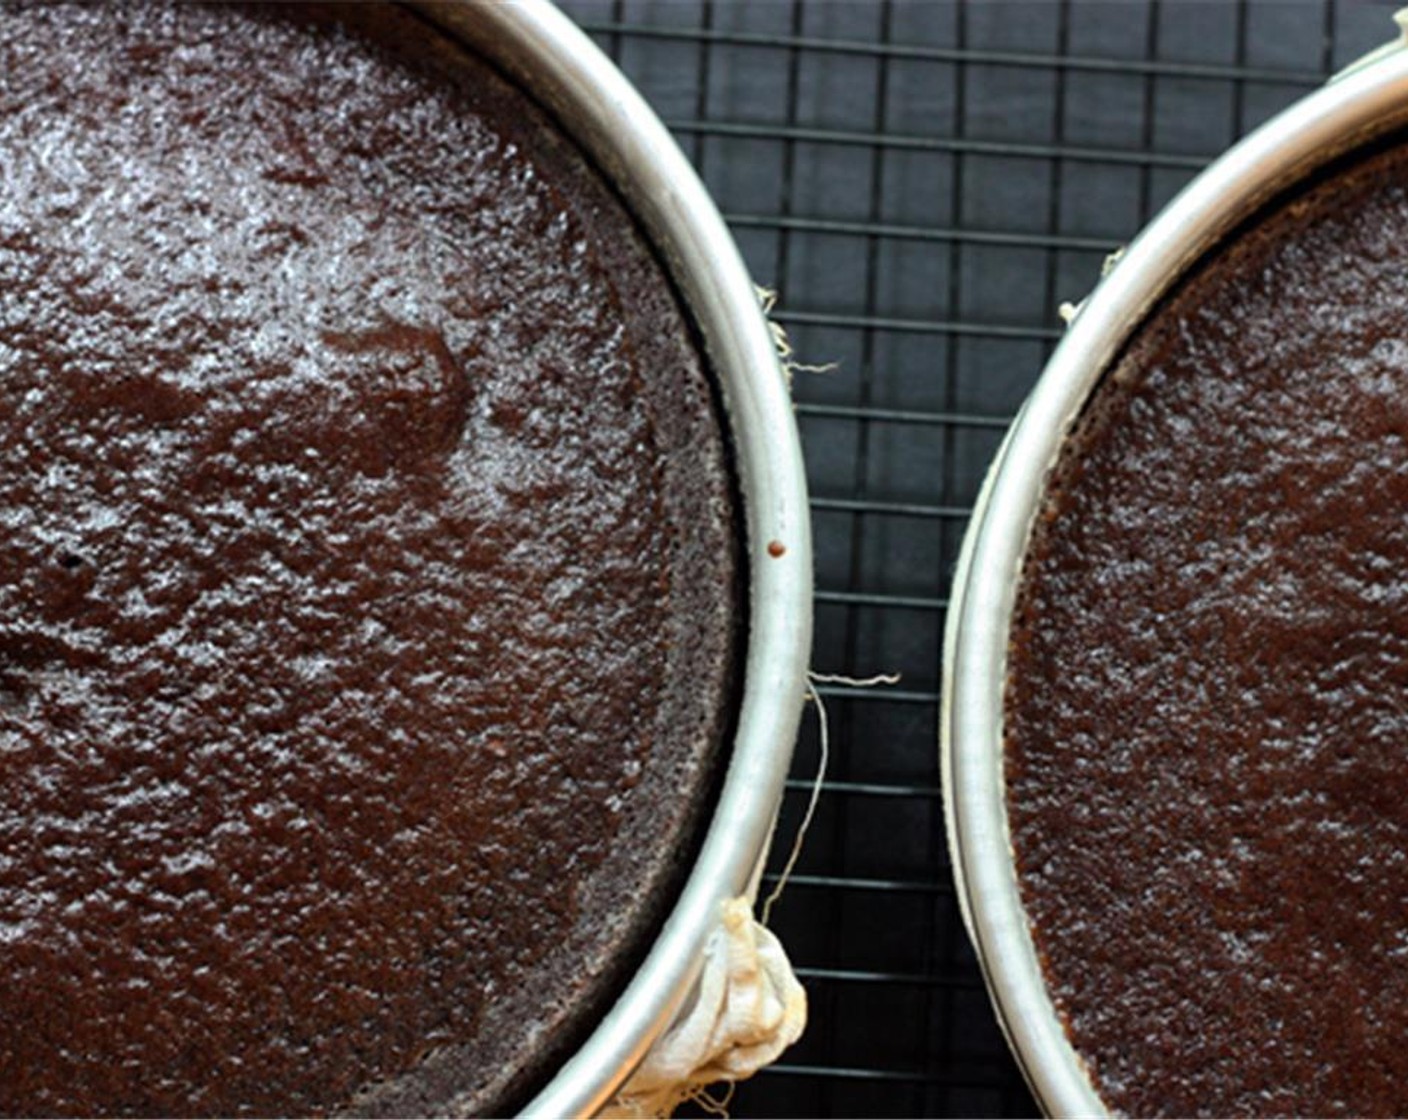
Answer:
[756,286,840,379]
[760,677,827,926]
[806,671,903,687]
[685,1079,736,1117]
[759,670,902,926]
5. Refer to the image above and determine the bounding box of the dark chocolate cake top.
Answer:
[0,3,738,1116]
[1007,138,1408,1117]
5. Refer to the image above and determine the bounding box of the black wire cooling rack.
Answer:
[554,2,1397,1116]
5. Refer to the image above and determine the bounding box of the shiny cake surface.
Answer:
[0,3,738,1115]
[1007,139,1408,1116]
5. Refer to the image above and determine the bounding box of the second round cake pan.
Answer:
[943,15,1408,1117]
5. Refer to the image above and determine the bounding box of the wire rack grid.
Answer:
[554,2,1397,1116]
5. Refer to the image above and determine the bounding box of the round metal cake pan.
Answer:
[942,24,1408,1119]
[402,2,814,1117]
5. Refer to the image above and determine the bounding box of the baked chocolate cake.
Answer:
[0,3,739,1116]
[1006,137,1408,1117]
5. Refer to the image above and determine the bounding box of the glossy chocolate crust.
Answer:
[1006,138,1408,1117]
[0,4,740,1116]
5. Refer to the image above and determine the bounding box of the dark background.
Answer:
[553,2,1397,1116]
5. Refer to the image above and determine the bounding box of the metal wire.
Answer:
[557,1,1394,1115]
[577,20,1328,83]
